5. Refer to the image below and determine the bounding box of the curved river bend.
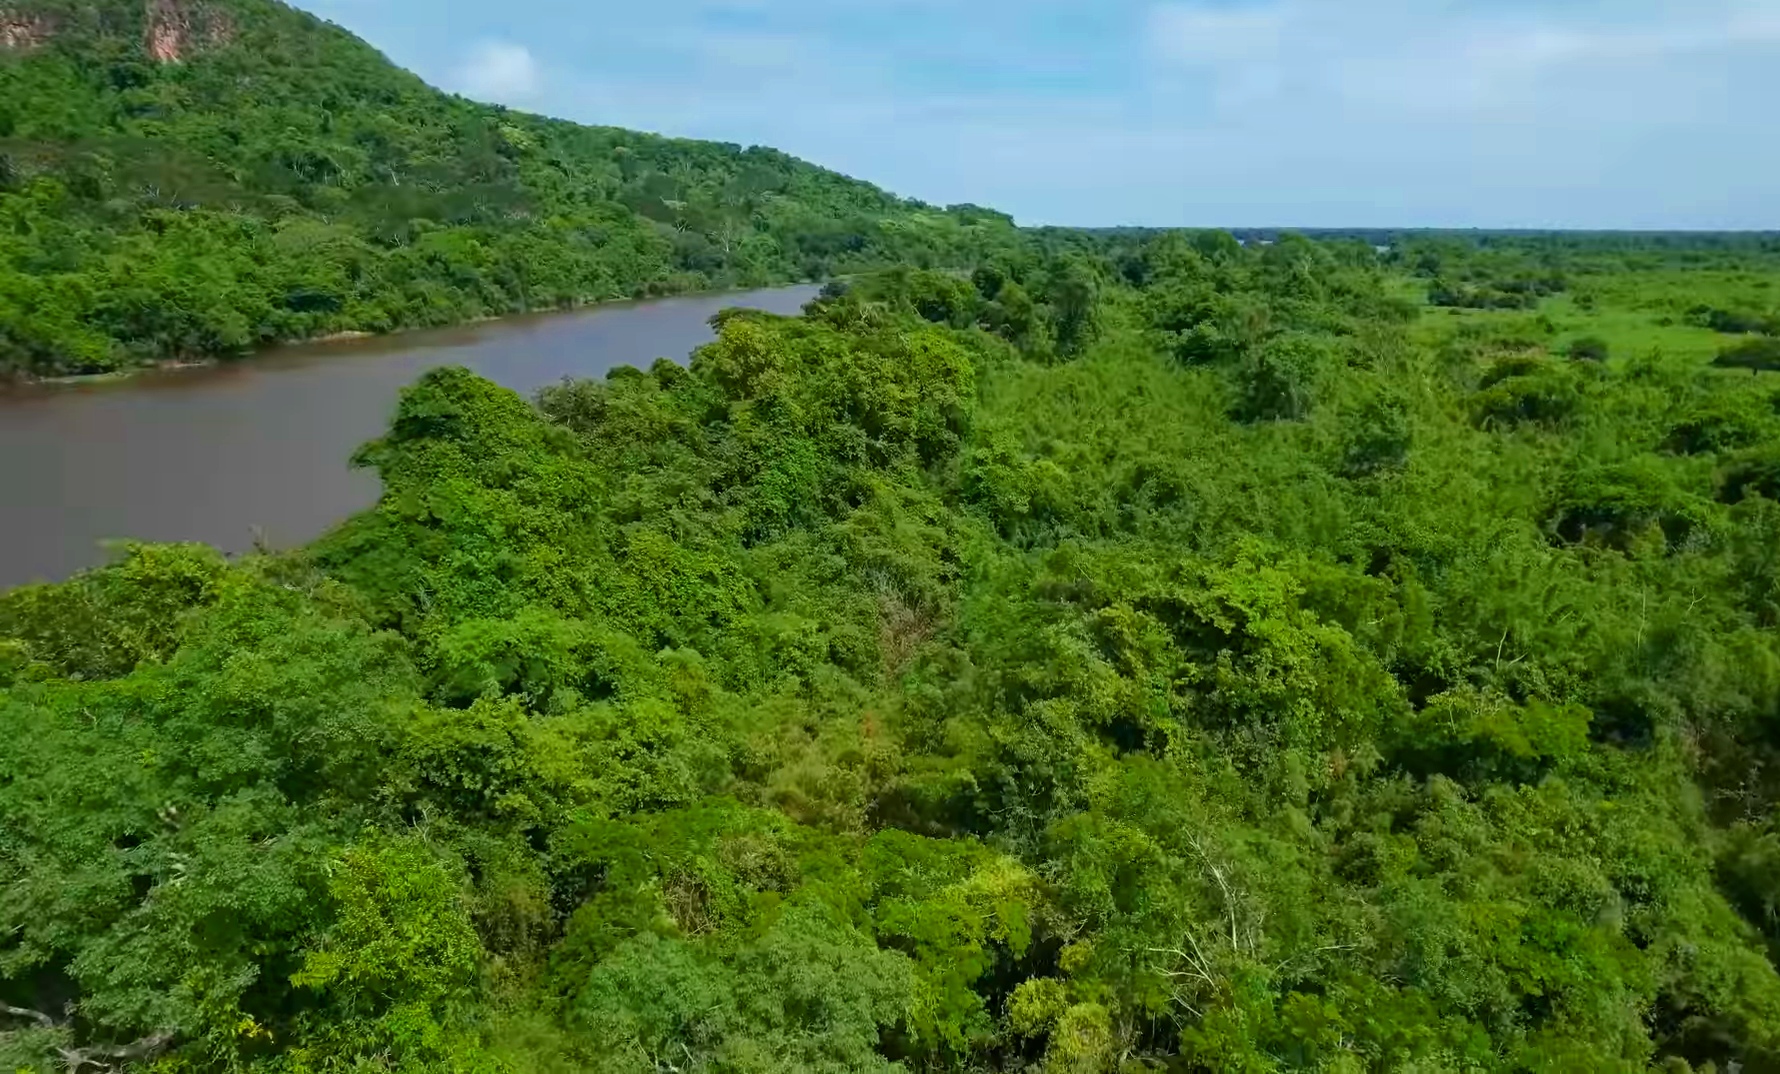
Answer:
[0,285,819,589]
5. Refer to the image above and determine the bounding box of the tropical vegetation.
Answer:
[0,0,1023,376]
[9,1,1780,1071]
[7,228,1780,1071]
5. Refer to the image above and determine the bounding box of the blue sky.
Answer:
[298,0,1779,229]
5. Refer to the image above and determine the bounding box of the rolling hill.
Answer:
[0,0,1021,376]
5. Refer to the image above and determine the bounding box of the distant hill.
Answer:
[0,0,1021,376]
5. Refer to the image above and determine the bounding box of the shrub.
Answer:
[1232,334,1333,422]
[1715,336,1780,375]
[1567,336,1610,362]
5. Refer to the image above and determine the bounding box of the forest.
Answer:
[11,0,1780,1070]
[7,220,1780,1072]
[0,0,1025,377]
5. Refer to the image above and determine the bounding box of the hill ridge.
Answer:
[0,0,1020,376]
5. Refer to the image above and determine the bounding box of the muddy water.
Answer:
[0,286,818,589]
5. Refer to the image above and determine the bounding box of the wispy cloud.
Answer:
[296,0,1780,229]
[457,40,540,105]
[1147,3,1287,68]
[1145,0,1780,118]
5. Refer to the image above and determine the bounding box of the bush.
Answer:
[1719,449,1780,504]
[1549,462,1711,553]
[1567,336,1610,362]
[1341,393,1413,476]
[1472,360,1582,429]
[1715,336,1780,375]
[1232,334,1332,422]
[1689,304,1780,335]
[1665,400,1769,455]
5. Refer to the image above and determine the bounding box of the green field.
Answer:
[1413,270,1773,371]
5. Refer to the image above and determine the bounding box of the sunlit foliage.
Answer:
[7,224,1780,1072]
[0,0,1029,376]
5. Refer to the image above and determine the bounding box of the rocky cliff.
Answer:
[0,0,236,60]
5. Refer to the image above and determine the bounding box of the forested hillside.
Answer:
[7,231,1780,1072]
[0,0,1022,376]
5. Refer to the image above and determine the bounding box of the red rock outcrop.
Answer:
[0,9,57,51]
[145,0,234,63]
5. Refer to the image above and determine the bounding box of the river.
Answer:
[0,285,820,590]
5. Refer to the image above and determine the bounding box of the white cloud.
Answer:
[1147,3,1287,66]
[458,40,540,105]
[317,0,1779,228]
[1145,0,1780,119]
[1145,2,1295,104]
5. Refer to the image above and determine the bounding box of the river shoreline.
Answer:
[0,284,821,589]
[4,280,824,393]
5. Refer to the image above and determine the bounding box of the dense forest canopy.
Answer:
[6,223,1780,1072]
[0,0,1026,377]
[10,1,1780,1071]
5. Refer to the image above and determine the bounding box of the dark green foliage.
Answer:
[1548,461,1713,553]
[1415,241,1568,312]
[1340,390,1414,476]
[1042,256,1102,358]
[1569,335,1611,362]
[1688,304,1780,336]
[1666,397,1771,456]
[1429,277,1562,310]
[1720,448,1780,505]
[1716,336,1780,375]
[0,0,1026,377]
[1232,333,1332,422]
[0,541,225,679]
[1472,356,1584,429]
[9,233,1780,1074]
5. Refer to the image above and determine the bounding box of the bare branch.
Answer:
[1,1003,57,1029]
[54,1032,175,1074]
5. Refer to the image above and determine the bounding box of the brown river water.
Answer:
[0,285,818,589]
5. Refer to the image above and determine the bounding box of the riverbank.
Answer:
[3,280,827,392]
[0,284,820,588]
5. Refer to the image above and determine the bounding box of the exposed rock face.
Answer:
[204,6,232,47]
[145,0,188,61]
[145,0,233,63]
[2,1,234,60]
[0,10,57,51]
